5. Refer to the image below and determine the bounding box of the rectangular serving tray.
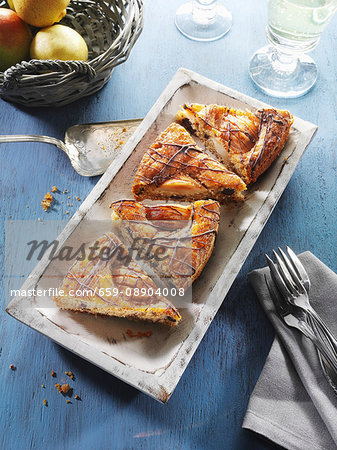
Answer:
[6,68,317,403]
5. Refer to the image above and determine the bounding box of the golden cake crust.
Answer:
[176,104,293,184]
[110,199,220,290]
[132,123,246,203]
[53,232,181,326]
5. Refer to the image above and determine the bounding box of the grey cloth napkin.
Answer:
[242,252,337,450]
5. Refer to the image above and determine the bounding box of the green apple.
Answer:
[0,8,32,72]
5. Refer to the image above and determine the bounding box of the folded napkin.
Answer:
[243,252,337,450]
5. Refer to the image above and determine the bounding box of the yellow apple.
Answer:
[7,0,15,10]
[30,25,88,62]
[13,0,70,27]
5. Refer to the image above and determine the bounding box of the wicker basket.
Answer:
[0,0,144,107]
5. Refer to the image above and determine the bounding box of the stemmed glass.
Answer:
[175,0,232,42]
[249,0,337,98]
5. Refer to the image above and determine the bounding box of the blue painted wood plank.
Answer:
[0,0,336,449]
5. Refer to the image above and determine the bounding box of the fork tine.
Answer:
[286,246,310,289]
[272,250,298,295]
[265,254,292,299]
[265,274,286,314]
[278,247,306,294]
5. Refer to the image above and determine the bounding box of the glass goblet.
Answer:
[175,0,232,42]
[249,0,337,98]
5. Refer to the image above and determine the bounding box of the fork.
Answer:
[269,247,337,359]
[307,313,337,394]
[265,274,337,374]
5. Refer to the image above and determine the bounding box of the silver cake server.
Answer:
[0,118,143,177]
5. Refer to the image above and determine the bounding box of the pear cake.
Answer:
[176,104,293,184]
[53,232,181,326]
[132,123,247,203]
[110,199,220,290]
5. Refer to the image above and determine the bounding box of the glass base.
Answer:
[249,45,318,98]
[175,1,232,42]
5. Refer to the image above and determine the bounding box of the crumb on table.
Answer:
[41,192,53,211]
[51,370,56,377]
[61,384,70,394]
[74,395,80,400]
[9,364,16,371]
[65,371,74,380]
[55,383,71,394]
[43,399,48,406]
[51,186,58,193]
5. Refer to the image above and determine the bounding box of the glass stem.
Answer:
[193,0,217,23]
[272,48,299,74]
[197,0,216,5]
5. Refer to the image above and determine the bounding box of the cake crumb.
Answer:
[51,186,58,193]
[55,383,71,394]
[66,400,71,404]
[122,127,127,132]
[75,196,81,202]
[41,192,53,211]
[51,370,56,377]
[74,395,80,400]
[65,371,74,380]
[41,384,45,388]
[9,364,16,370]
[43,399,48,406]
[65,211,69,215]
[9,215,12,219]
[61,384,70,394]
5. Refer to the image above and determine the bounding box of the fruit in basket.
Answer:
[13,0,70,27]
[0,8,32,72]
[7,0,15,10]
[30,24,88,61]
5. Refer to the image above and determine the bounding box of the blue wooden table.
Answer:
[1,1,336,449]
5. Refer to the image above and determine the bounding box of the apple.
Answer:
[0,8,32,72]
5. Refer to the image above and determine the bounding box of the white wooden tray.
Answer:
[6,68,317,403]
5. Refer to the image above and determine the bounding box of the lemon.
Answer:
[30,25,88,62]
[13,0,69,27]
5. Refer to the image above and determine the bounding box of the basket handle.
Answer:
[2,59,96,89]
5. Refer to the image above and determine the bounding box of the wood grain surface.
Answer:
[0,1,336,449]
